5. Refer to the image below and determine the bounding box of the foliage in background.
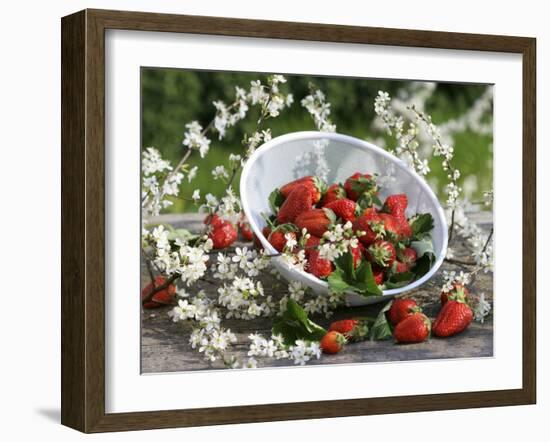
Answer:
[141,69,493,212]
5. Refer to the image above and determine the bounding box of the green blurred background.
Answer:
[141,68,493,213]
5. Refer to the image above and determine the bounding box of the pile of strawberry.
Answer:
[320,284,474,353]
[263,172,434,292]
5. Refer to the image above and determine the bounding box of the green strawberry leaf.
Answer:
[272,299,327,346]
[410,237,435,258]
[328,253,382,297]
[413,253,436,278]
[268,188,285,213]
[322,207,337,224]
[410,236,436,278]
[369,300,394,341]
[384,271,415,289]
[327,270,351,294]
[410,213,434,237]
[313,176,327,194]
[355,261,383,297]
[356,192,382,210]
[335,251,355,278]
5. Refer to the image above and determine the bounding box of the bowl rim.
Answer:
[240,130,448,297]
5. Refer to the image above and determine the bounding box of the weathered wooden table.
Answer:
[141,212,493,373]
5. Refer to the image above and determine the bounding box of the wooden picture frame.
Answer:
[61,8,536,433]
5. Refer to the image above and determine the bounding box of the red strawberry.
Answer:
[277,184,314,223]
[440,283,470,305]
[344,172,378,201]
[295,208,335,238]
[267,228,297,253]
[306,250,333,278]
[373,269,385,285]
[394,312,431,343]
[379,213,401,240]
[141,276,176,309]
[384,194,408,217]
[394,261,410,273]
[396,216,412,239]
[209,220,238,249]
[304,235,321,257]
[433,298,473,337]
[353,207,383,246]
[321,183,346,206]
[324,198,357,223]
[237,215,254,241]
[280,176,323,203]
[367,240,396,268]
[320,331,346,354]
[203,213,224,229]
[350,244,363,269]
[388,298,420,325]
[329,319,369,341]
[398,247,418,266]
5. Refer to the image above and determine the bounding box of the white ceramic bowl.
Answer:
[240,131,448,305]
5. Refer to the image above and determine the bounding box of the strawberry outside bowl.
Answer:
[239,131,448,306]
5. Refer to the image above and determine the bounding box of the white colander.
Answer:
[240,131,448,305]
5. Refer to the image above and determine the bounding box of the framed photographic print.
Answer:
[61,9,536,433]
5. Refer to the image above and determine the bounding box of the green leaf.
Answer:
[369,301,394,341]
[414,253,435,278]
[356,192,382,210]
[335,251,355,278]
[410,237,435,258]
[355,261,383,297]
[167,228,197,242]
[327,270,350,294]
[272,299,327,346]
[329,253,383,297]
[410,213,434,237]
[268,188,285,213]
[384,271,415,289]
[410,236,436,278]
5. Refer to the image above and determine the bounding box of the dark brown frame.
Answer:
[61,8,536,433]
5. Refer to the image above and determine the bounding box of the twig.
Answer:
[481,227,493,254]
[444,257,477,266]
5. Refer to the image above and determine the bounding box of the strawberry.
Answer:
[383,194,408,217]
[353,207,383,246]
[306,249,333,279]
[388,298,420,325]
[203,213,224,229]
[440,283,470,305]
[320,331,346,354]
[237,215,254,241]
[367,240,396,268]
[280,176,323,203]
[267,227,297,253]
[398,247,418,266]
[394,312,431,344]
[433,297,473,337]
[396,216,412,239]
[304,235,321,257]
[329,319,369,341]
[141,276,176,309]
[277,184,314,223]
[394,261,410,273]
[350,244,363,269]
[208,220,238,249]
[379,213,401,240]
[373,269,385,285]
[324,198,357,223]
[344,172,378,201]
[295,208,335,238]
[321,183,346,206]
